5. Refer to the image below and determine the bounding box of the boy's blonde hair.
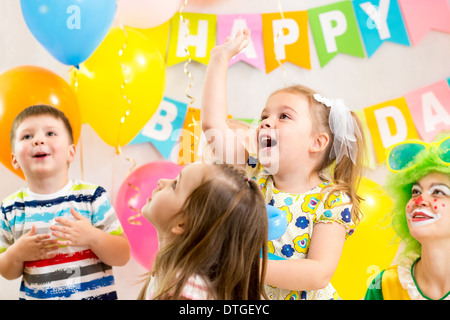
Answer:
[270,85,365,224]
[10,105,74,150]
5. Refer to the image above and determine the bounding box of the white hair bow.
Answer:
[313,94,362,165]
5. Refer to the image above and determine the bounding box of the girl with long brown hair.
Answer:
[137,163,268,300]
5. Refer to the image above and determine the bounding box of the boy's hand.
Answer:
[211,28,251,61]
[12,225,59,262]
[51,207,98,247]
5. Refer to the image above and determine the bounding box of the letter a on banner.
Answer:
[308,1,365,67]
[404,80,450,141]
[217,14,266,70]
[364,97,419,163]
[262,11,311,73]
[167,13,216,66]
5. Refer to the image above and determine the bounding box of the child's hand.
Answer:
[13,225,59,262]
[211,28,251,61]
[51,207,98,247]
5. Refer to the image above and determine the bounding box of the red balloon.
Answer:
[115,161,183,269]
[0,66,81,179]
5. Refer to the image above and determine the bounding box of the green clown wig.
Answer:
[385,137,450,263]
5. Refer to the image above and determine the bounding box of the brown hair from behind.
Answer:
[270,85,365,225]
[137,163,268,300]
[10,105,74,150]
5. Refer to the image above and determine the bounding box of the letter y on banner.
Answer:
[353,0,410,57]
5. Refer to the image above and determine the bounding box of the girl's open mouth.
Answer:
[259,134,278,149]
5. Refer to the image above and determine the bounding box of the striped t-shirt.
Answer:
[0,180,124,300]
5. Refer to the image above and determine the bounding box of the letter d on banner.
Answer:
[364,97,419,164]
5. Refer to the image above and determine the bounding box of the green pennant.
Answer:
[308,0,365,67]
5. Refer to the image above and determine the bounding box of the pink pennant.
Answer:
[398,0,450,46]
[404,80,450,141]
[217,14,266,70]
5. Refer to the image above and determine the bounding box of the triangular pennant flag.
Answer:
[352,0,410,57]
[167,12,216,66]
[262,11,311,73]
[398,0,450,46]
[308,1,365,67]
[217,14,266,70]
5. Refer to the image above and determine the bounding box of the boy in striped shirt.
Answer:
[0,105,130,299]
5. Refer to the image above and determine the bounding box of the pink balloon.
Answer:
[117,0,183,29]
[115,161,183,269]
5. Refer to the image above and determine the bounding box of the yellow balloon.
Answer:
[71,27,166,148]
[130,21,170,59]
[331,177,399,300]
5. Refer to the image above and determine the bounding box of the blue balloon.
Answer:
[266,204,287,241]
[20,0,117,66]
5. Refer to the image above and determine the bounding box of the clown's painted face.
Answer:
[405,172,450,242]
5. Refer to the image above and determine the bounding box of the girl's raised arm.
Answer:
[201,29,251,167]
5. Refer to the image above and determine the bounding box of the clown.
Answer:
[365,135,450,300]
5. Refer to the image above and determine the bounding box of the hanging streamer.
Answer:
[116,23,133,155]
[179,0,196,108]
[113,23,142,225]
[177,0,202,165]
[71,66,84,180]
[274,0,288,83]
[125,158,143,226]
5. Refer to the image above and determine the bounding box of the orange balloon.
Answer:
[0,66,81,179]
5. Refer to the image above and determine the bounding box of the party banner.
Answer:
[308,0,365,67]
[217,14,265,70]
[129,97,188,159]
[364,97,419,163]
[403,79,450,142]
[352,0,410,57]
[262,10,311,73]
[167,12,216,66]
[398,0,450,46]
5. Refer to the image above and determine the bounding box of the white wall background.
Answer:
[1,0,449,299]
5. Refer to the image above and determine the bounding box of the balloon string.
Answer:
[274,0,287,84]
[126,182,142,226]
[116,23,132,154]
[125,157,142,226]
[114,23,141,225]
[78,134,84,181]
[72,67,79,92]
[179,0,195,108]
[71,66,84,180]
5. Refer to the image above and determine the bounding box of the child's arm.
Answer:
[50,208,130,266]
[0,225,58,280]
[265,223,346,291]
[201,28,251,166]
